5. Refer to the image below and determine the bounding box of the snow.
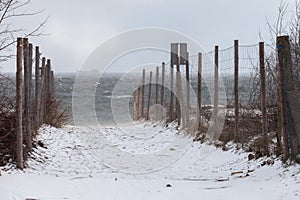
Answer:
[0,122,300,200]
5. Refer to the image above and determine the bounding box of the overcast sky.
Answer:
[2,0,296,72]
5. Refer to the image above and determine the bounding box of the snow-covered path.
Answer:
[0,122,299,200]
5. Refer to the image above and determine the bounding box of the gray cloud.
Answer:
[2,0,295,72]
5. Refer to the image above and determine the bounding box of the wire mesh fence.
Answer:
[132,39,299,156]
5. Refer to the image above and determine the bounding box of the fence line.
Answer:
[15,37,56,169]
[131,38,300,160]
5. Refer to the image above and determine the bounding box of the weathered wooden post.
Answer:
[179,43,187,127]
[16,38,24,169]
[277,50,283,157]
[137,86,141,119]
[277,36,300,160]
[177,67,184,127]
[169,63,174,121]
[45,59,51,123]
[185,52,190,127]
[213,46,219,137]
[40,57,46,125]
[46,59,52,119]
[28,43,33,101]
[47,60,51,99]
[176,48,181,125]
[133,90,137,121]
[23,38,32,152]
[259,42,269,155]
[169,44,177,121]
[34,46,40,132]
[146,71,153,120]
[141,69,146,119]
[198,53,202,131]
[155,66,159,105]
[161,62,165,106]
[28,43,33,137]
[234,40,240,143]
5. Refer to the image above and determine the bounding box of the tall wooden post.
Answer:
[176,53,181,125]
[161,62,165,106]
[169,44,177,122]
[277,52,283,157]
[213,46,219,136]
[234,40,240,143]
[28,43,33,137]
[155,66,159,104]
[137,86,141,119]
[169,62,174,121]
[28,43,33,104]
[198,53,202,131]
[45,59,51,123]
[40,57,46,125]
[146,71,153,120]
[43,58,48,122]
[133,90,137,121]
[34,46,40,133]
[277,37,289,160]
[185,52,190,127]
[23,38,32,152]
[46,60,51,99]
[259,42,269,155]
[277,36,300,160]
[141,69,146,118]
[16,38,24,169]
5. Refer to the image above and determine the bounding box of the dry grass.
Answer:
[45,98,69,128]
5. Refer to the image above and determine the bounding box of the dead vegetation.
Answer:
[0,73,68,167]
[45,98,68,128]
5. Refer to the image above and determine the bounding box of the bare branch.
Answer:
[0,0,48,61]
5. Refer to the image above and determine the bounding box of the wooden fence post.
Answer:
[161,62,165,106]
[47,60,51,99]
[169,44,178,122]
[141,69,146,118]
[44,59,48,123]
[34,46,40,133]
[176,53,181,125]
[155,66,159,104]
[259,42,269,155]
[28,43,33,103]
[277,52,283,157]
[277,36,300,160]
[234,40,240,143]
[40,57,46,125]
[133,90,137,121]
[146,71,153,120]
[16,38,24,169]
[47,60,51,101]
[137,86,141,119]
[169,61,174,121]
[44,59,51,123]
[185,52,190,127]
[198,52,202,131]
[28,43,33,136]
[213,46,219,136]
[23,38,32,152]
